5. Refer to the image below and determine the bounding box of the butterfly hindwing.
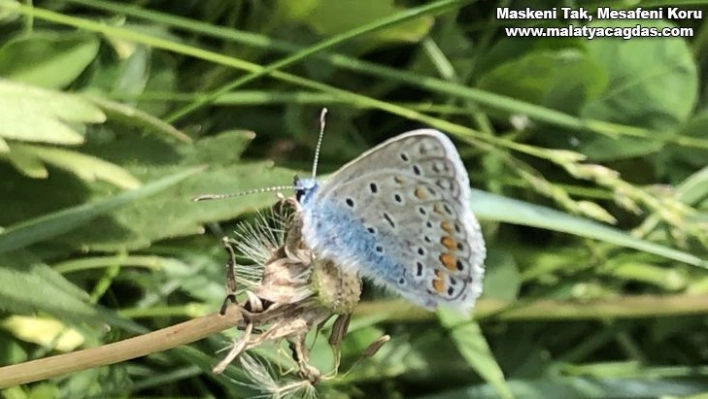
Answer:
[307,130,485,310]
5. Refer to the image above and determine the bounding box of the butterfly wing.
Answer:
[314,129,485,310]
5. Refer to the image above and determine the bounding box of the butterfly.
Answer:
[196,111,486,312]
[294,127,485,311]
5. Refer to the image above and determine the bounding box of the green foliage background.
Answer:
[1,0,707,398]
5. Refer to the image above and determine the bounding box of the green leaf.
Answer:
[0,167,201,255]
[661,112,708,175]
[10,143,141,188]
[438,310,514,399]
[417,376,708,399]
[0,80,105,144]
[481,251,520,301]
[0,145,48,178]
[111,45,150,97]
[0,31,100,89]
[470,189,708,270]
[0,251,97,321]
[579,19,698,160]
[677,165,708,206]
[87,95,192,143]
[478,49,606,115]
[278,0,433,43]
[475,37,585,79]
[54,131,293,251]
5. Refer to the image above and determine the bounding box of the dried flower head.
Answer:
[213,196,370,385]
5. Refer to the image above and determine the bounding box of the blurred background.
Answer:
[0,0,707,398]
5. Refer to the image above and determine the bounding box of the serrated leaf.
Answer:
[0,144,48,178]
[12,143,141,189]
[87,95,192,143]
[0,251,97,322]
[0,167,201,254]
[50,131,290,251]
[59,162,294,251]
[0,80,105,144]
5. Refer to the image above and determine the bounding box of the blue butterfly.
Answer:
[197,111,486,311]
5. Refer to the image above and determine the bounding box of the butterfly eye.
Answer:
[295,188,305,202]
[293,176,302,201]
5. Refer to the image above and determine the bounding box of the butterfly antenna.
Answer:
[192,186,296,202]
[311,108,328,179]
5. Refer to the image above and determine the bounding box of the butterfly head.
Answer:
[294,175,320,205]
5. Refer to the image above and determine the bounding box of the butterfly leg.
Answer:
[325,313,351,376]
[334,334,391,380]
[288,332,321,384]
[360,334,391,359]
[213,322,254,374]
[219,236,239,316]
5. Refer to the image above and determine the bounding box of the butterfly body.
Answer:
[295,129,485,311]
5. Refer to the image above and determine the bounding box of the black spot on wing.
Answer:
[383,213,396,228]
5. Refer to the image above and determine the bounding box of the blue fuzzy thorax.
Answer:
[294,177,419,302]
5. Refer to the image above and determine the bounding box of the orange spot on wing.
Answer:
[439,253,457,271]
[433,203,444,214]
[394,176,404,184]
[432,278,445,293]
[440,221,454,234]
[441,236,457,250]
[414,186,427,199]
